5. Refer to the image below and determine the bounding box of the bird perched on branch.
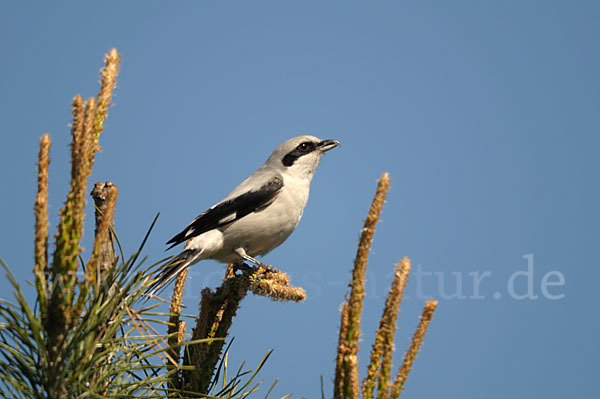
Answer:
[146,135,339,296]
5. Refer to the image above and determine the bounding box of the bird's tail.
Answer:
[145,249,198,298]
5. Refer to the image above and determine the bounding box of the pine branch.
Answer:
[34,134,51,321]
[362,258,411,399]
[335,172,390,399]
[389,299,438,398]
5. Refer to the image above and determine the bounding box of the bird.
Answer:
[146,135,339,297]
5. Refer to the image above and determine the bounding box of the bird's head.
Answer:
[265,135,340,179]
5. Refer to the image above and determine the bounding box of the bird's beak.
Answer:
[317,139,340,152]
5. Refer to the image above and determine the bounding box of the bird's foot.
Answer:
[257,262,278,274]
[233,262,252,273]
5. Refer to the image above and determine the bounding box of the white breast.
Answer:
[216,173,311,260]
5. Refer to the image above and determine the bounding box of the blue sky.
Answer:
[1,1,598,397]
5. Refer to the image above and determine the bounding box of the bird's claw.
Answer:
[233,261,278,275]
[258,263,278,274]
[233,262,252,273]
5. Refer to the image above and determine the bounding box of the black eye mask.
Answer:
[281,141,317,166]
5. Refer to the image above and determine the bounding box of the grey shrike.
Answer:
[146,135,339,296]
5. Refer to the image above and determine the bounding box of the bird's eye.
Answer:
[297,142,312,152]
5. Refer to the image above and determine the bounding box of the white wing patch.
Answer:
[218,214,237,224]
[185,227,195,238]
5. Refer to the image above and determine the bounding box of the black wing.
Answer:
[166,175,284,250]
